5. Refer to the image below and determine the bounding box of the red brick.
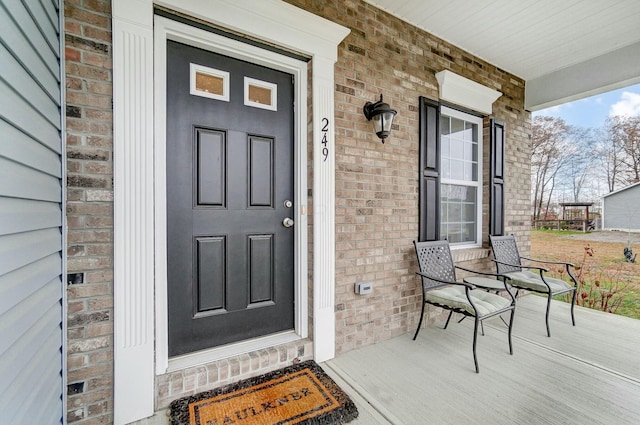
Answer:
[66,47,81,62]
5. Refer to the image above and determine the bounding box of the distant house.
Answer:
[603,182,640,232]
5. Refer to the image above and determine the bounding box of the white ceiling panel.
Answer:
[365,0,640,108]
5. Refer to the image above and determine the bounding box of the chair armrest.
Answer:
[416,271,476,290]
[521,256,575,268]
[521,257,579,287]
[455,265,503,278]
[492,259,549,273]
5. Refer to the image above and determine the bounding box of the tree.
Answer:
[612,116,640,184]
[562,128,596,202]
[531,116,572,219]
[596,125,624,193]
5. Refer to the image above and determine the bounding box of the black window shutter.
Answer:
[490,118,506,236]
[419,97,440,241]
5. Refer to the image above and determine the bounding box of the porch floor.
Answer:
[323,295,640,425]
[135,295,640,425]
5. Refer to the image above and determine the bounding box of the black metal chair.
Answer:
[413,240,516,373]
[489,234,578,337]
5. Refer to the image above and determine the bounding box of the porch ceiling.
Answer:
[365,0,640,111]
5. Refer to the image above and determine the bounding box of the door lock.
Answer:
[284,200,293,208]
[282,217,294,228]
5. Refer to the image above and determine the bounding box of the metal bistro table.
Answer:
[463,276,511,292]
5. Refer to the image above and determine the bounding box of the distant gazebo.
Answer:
[534,202,594,231]
[560,202,593,222]
[552,202,594,232]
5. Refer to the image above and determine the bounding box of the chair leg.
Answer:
[508,309,515,355]
[545,292,552,337]
[413,302,426,340]
[444,310,454,330]
[570,289,577,327]
[472,317,480,373]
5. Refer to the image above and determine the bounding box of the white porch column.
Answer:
[112,0,155,424]
[312,58,338,362]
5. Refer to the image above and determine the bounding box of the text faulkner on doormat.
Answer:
[170,360,359,425]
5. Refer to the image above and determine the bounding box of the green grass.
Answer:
[533,229,591,236]
[532,230,640,320]
[616,288,640,320]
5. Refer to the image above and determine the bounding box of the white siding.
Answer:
[603,184,640,232]
[0,0,64,423]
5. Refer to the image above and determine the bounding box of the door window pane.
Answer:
[244,77,278,111]
[190,63,230,102]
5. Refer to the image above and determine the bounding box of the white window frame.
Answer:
[440,106,483,248]
[244,76,278,111]
[190,63,230,102]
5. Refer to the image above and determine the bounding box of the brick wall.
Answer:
[63,0,530,422]
[285,0,531,354]
[64,0,114,423]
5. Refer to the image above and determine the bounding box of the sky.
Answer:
[532,83,640,128]
[531,82,640,203]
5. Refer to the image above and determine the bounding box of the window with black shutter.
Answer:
[419,98,505,245]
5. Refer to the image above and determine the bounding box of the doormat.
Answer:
[169,360,358,425]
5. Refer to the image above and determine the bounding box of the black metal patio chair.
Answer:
[489,234,578,337]
[413,240,516,373]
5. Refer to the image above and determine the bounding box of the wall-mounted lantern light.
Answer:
[363,94,397,142]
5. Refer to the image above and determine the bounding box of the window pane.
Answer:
[451,117,464,138]
[248,84,272,106]
[461,222,476,243]
[190,63,229,102]
[464,121,476,141]
[465,186,477,203]
[445,223,462,243]
[441,184,477,244]
[450,159,464,180]
[442,159,451,179]
[196,72,224,96]
[463,202,476,222]
[464,141,473,161]
[440,116,451,135]
[464,161,473,181]
[451,138,464,159]
[443,116,478,184]
[244,77,277,111]
[441,136,450,157]
[439,109,482,246]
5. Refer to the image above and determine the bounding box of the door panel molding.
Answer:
[195,128,227,208]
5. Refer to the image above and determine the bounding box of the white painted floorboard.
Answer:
[325,295,640,425]
[132,296,640,424]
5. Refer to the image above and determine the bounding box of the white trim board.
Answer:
[111,1,350,423]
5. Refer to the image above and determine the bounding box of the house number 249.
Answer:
[321,118,329,162]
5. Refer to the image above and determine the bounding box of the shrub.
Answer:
[553,245,632,314]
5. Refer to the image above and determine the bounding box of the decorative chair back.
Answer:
[414,240,456,290]
[489,235,523,274]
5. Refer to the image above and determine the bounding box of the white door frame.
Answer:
[111,1,349,423]
[154,16,309,373]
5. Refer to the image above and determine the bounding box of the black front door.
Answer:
[166,40,295,357]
